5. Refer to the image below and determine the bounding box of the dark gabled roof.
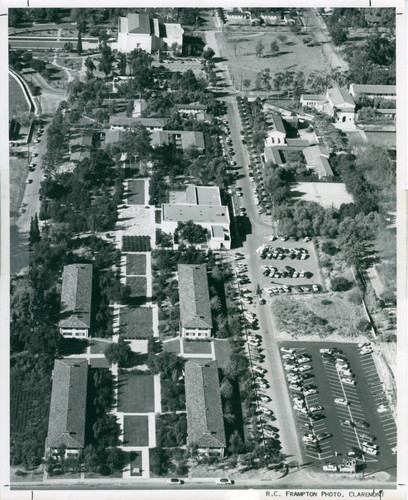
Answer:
[46,359,88,450]
[178,264,213,330]
[109,116,165,128]
[59,264,93,329]
[126,13,152,35]
[185,360,226,449]
[271,113,286,134]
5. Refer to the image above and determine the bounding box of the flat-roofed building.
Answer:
[185,360,226,457]
[45,359,88,458]
[161,185,230,250]
[59,264,93,338]
[178,264,212,338]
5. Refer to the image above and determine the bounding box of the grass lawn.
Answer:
[9,74,30,116]
[89,358,110,368]
[127,179,146,205]
[126,276,147,297]
[120,307,153,339]
[162,338,181,353]
[217,28,328,90]
[10,156,29,214]
[123,415,149,446]
[273,292,367,339]
[126,253,147,275]
[183,339,212,354]
[130,450,143,476]
[89,339,111,354]
[214,339,232,370]
[117,374,155,413]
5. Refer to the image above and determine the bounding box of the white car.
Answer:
[259,407,274,416]
[334,397,350,406]
[282,353,296,360]
[323,463,338,472]
[298,357,311,365]
[294,406,308,414]
[216,477,233,485]
[281,347,295,354]
[338,368,353,377]
[363,445,379,456]
[377,404,388,413]
[358,342,371,349]
[362,441,378,449]
[303,387,318,396]
[289,384,303,391]
[342,378,356,386]
[298,364,312,373]
[309,405,323,413]
[260,395,272,403]
[303,433,317,443]
[253,365,267,375]
[360,349,373,356]
[392,446,397,455]
[320,348,333,354]
[248,339,261,347]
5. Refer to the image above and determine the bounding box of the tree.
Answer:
[29,214,41,246]
[106,447,125,473]
[270,41,280,56]
[243,79,251,90]
[83,445,101,472]
[255,68,272,91]
[202,47,215,60]
[77,30,83,55]
[330,276,353,292]
[104,337,132,365]
[220,378,234,399]
[331,26,348,46]
[85,56,96,73]
[99,45,114,77]
[255,39,265,58]
[229,430,246,455]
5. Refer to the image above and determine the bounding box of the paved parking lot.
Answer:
[280,341,397,477]
[257,237,323,296]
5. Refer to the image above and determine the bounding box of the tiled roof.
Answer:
[104,129,125,145]
[185,361,226,449]
[327,87,355,107]
[264,146,284,165]
[109,116,165,129]
[46,359,88,450]
[59,264,93,329]
[176,103,207,112]
[303,145,333,177]
[271,113,286,134]
[178,264,213,330]
[301,94,326,102]
[350,84,396,96]
[124,13,152,35]
[150,130,205,150]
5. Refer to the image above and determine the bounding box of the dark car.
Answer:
[354,419,370,429]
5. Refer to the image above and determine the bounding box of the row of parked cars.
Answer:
[320,346,381,457]
[281,347,330,454]
[262,265,313,279]
[265,284,320,295]
[259,247,310,261]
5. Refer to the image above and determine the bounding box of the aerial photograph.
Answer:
[7,5,400,494]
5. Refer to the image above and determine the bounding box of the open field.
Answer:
[120,306,153,339]
[216,28,328,91]
[10,156,29,215]
[117,374,155,413]
[126,253,147,275]
[123,415,149,446]
[293,182,354,209]
[280,341,396,478]
[273,292,367,340]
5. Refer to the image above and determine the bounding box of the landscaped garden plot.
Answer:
[183,339,212,354]
[122,235,151,252]
[126,276,147,297]
[214,339,232,369]
[130,451,143,476]
[89,339,111,354]
[123,415,149,446]
[127,179,146,205]
[126,253,147,275]
[162,338,181,353]
[120,307,153,339]
[10,157,29,215]
[117,374,155,413]
[273,293,367,339]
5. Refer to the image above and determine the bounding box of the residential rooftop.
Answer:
[150,130,205,150]
[59,264,93,330]
[46,359,88,451]
[185,360,226,449]
[178,264,213,330]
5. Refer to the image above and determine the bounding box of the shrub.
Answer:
[331,276,353,292]
[356,319,371,332]
[321,299,333,305]
[347,289,362,305]
[322,241,339,256]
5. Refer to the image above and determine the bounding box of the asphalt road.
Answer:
[224,97,303,464]
[10,72,66,275]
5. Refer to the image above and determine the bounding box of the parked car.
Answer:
[167,478,184,485]
[317,432,332,441]
[281,347,295,354]
[216,477,233,485]
[341,419,355,428]
[342,378,356,386]
[354,419,370,429]
[334,397,350,406]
